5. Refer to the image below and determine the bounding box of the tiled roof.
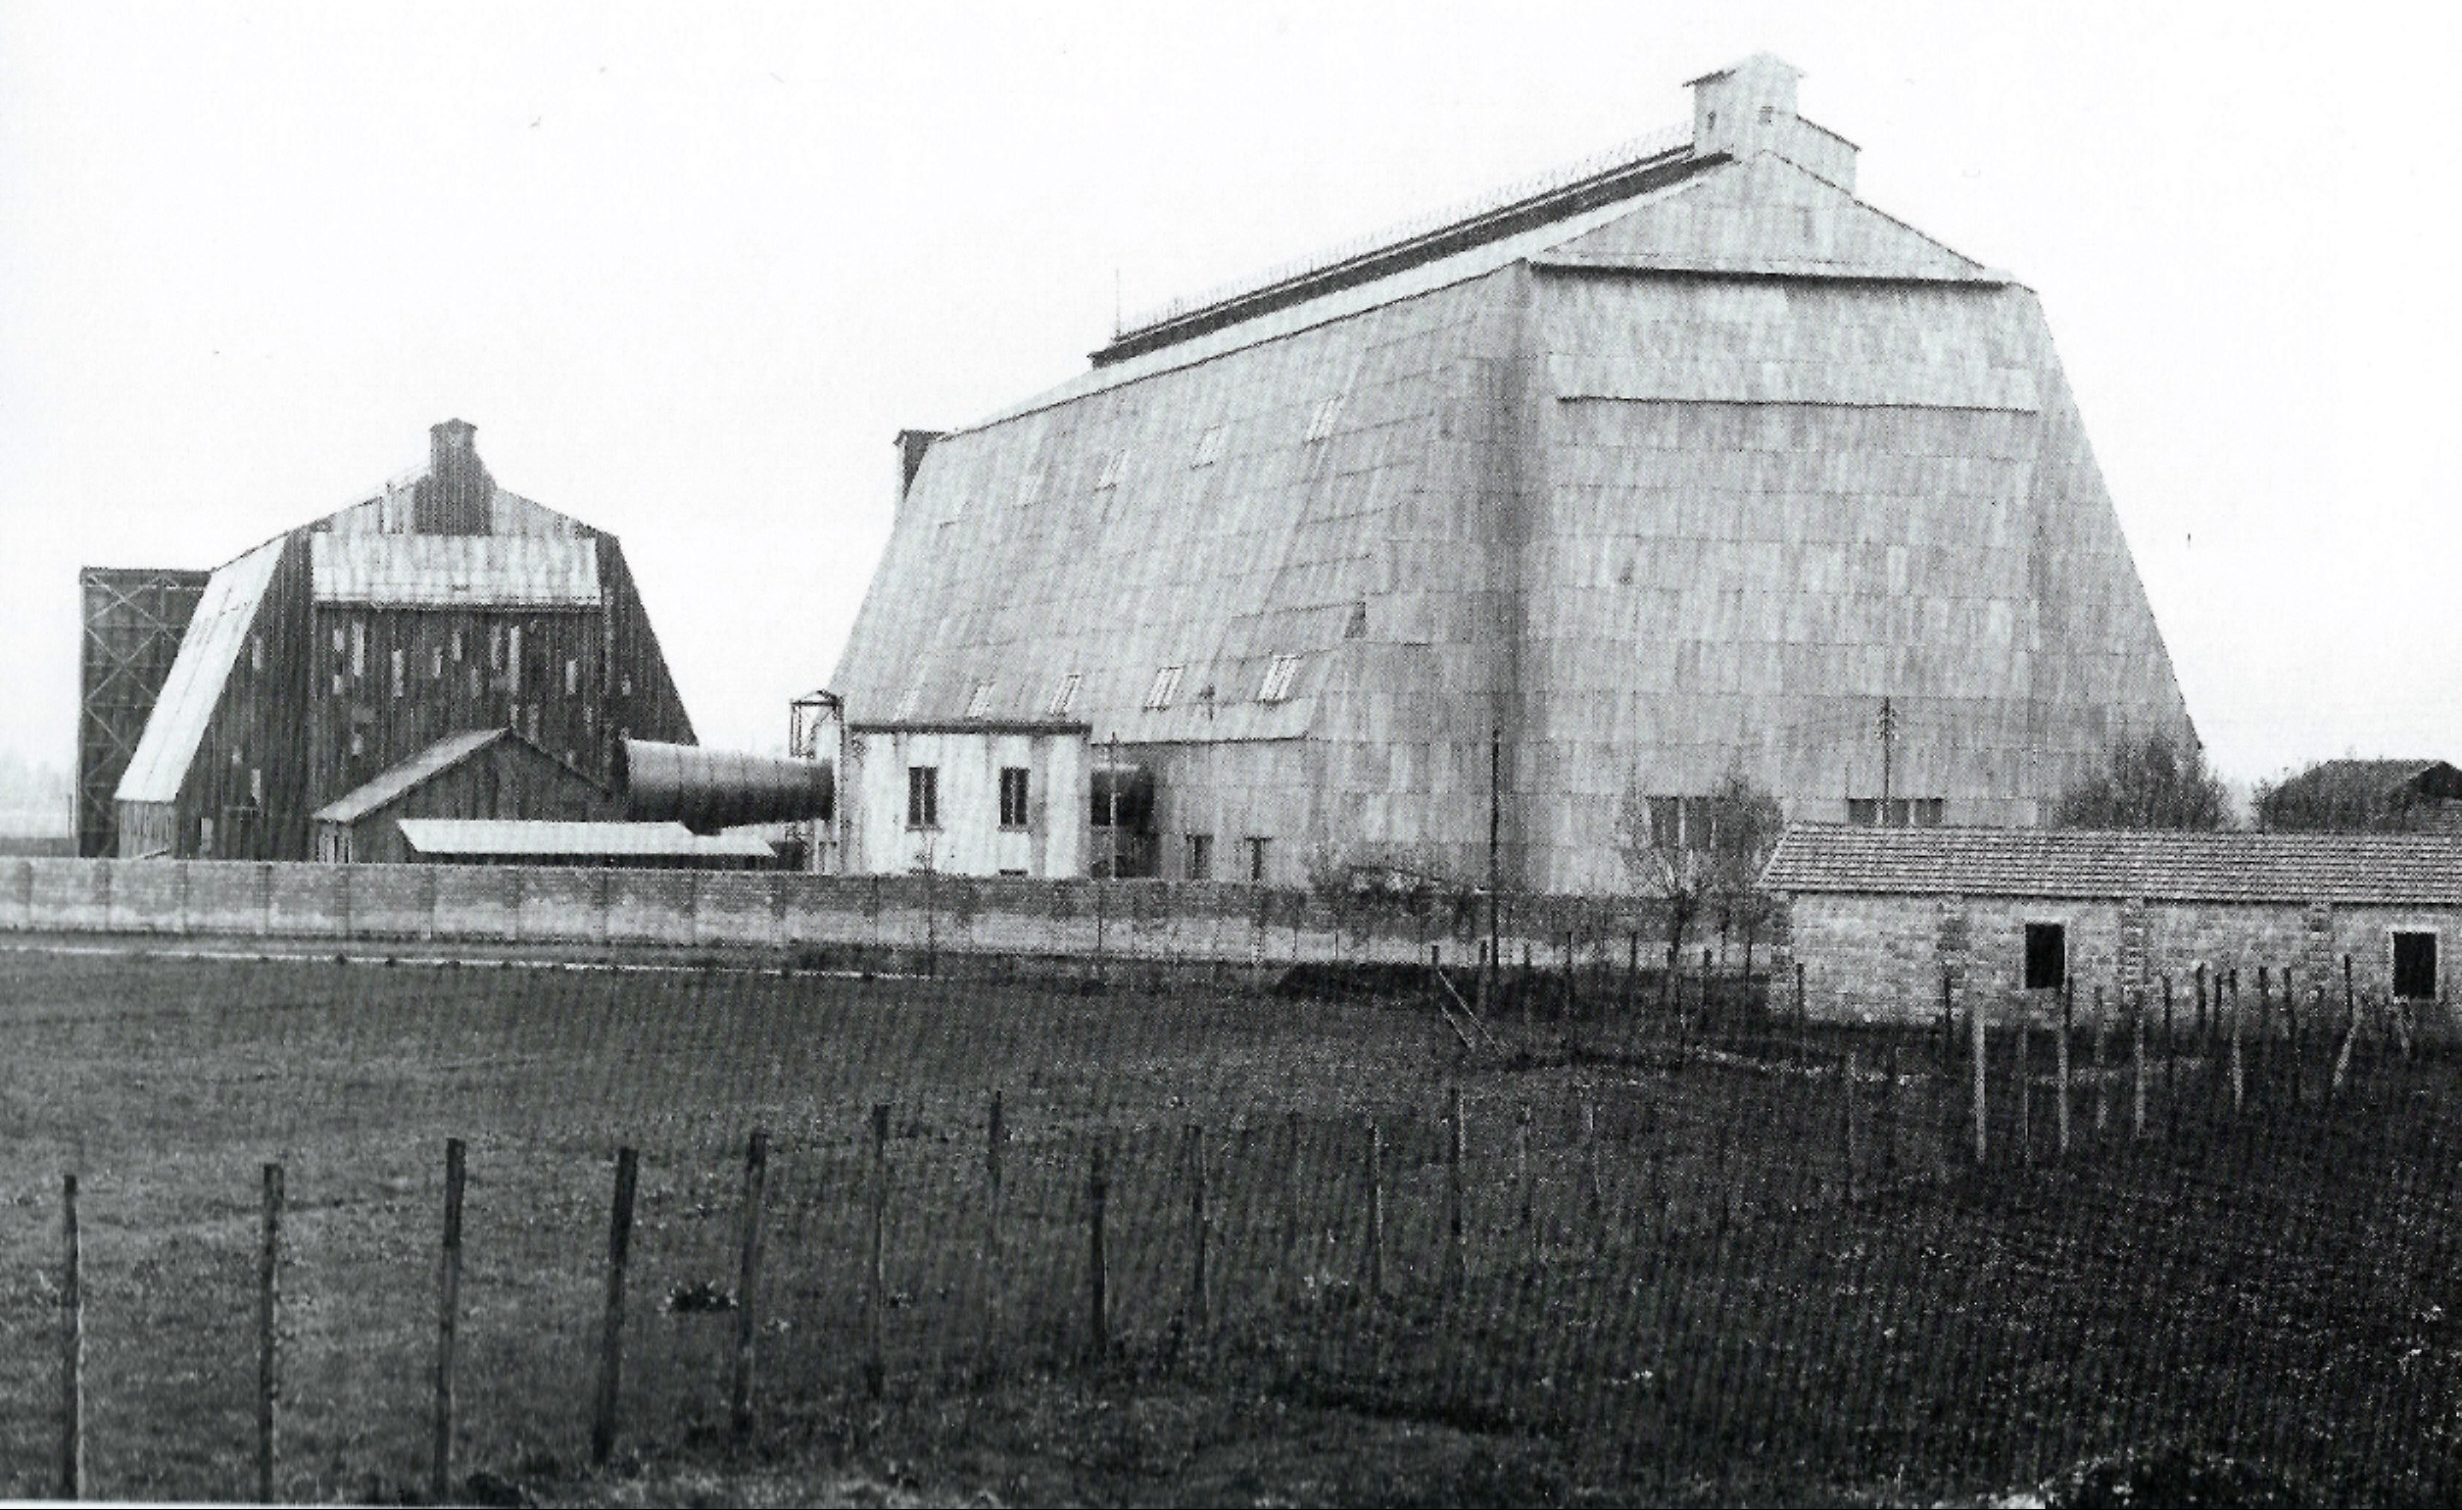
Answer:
[309,534,601,607]
[395,819,773,860]
[1760,823,2462,907]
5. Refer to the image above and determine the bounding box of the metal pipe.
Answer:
[615,740,833,833]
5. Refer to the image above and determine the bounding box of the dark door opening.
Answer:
[2024,922,2066,991]
[2393,930,2437,1000]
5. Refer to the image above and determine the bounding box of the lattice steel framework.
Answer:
[78,567,209,857]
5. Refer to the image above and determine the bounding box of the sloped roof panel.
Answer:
[115,536,285,805]
[310,728,510,824]
[309,534,600,607]
[1762,823,2462,907]
[395,819,771,859]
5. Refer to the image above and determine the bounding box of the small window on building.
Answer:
[907,765,939,829]
[350,620,366,678]
[1305,394,1345,443]
[348,728,364,759]
[620,674,634,698]
[894,684,921,722]
[451,629,464,663]
[999,767,1030,828]
[1047,672,1081,717]
[468,666,482,698]
[491,625,505,669]
[199,816,215,857]
[332,625,345,655]
[508,625,522,693]
[966,681,996,719]
[565,658,579,696]
[2393,931,2438,1001]
[1015,469,1045,508]
[1186,833,1213,881]
[1144,664,1183,710]
[391,648,405,698]
[1758,104,1775,125]
[250,767,263,806]
[1095,448,1129,491]
[2023,923,2066,991]
[1245,836,1270,883]
[431,646,444,680]
[1192,426,1227,468]
[249,635,264,673]
[331,671,345,697]
[1258,653,1302,704]
[1344,600,1367,639]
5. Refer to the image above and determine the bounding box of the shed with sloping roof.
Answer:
[311,726,615,865]
[1761,823,2462,1024]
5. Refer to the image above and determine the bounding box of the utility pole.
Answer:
[1878,696,1898,825]
[1106,731,1121,879]
[1487,724,1501,1011]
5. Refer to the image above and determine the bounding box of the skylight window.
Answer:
[1305,394,1346,443]
[1192,426,1227,468]
[1015,469,1045,508]
[1095,448,1130,491]
[1143,664,1183,710]
[893,684,921,722]
[1047,672,1081,717]
[1259,653,1303,704]
[965,681,995,719]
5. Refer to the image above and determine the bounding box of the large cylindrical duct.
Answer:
[616,740,834,834]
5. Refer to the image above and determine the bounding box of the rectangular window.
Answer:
[451,629,465,663]
[1143,664,1183,710]
[1047,672,1081,717]
[2023,923,2066,991]
[250,635,264,673]
[1848,796,1944,827]
[1245,836,1270,883]
[508,625,522,694]
[249,767,263,806]
[332,625,345,655]
[1305,393,1346,443]
[199,816,214,857]
[999,767,1030,828]
[432,646,445,680]
[1186,833,1213,881]
[1095,447,1129,490]
[391,648,405,698]
[907,766,939,829]
[565,658,579,696]
[966,681,996,719]
[332,671,345,697]
[2393,931,2438,1000]
[1192,426,1227,468]
[350,620,366,678]
[1258,653,1302,703]
[348,728,364,759]
[893,685,921,722]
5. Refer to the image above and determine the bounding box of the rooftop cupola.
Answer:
[413,417,494,535]
[1686,53,1858,193]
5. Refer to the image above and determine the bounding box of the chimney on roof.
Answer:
[1686,53,1857,193]
[414,418,494,535]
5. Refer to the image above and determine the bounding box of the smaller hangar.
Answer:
[311,727,614,864]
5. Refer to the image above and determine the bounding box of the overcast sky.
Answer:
[3,1,2456,797]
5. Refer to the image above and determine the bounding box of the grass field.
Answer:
[0,945,2453,1505]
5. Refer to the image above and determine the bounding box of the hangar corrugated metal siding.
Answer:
[829,58,2196,891]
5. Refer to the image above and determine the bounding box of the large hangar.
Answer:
[829,55,2197,892]
[98,420,697,860]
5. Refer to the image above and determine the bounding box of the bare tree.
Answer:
[1616,762,1785,1002]
[2052,733,2230,830]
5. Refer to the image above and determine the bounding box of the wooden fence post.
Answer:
[1970,988,1988,1166]
[1564,931,1576,1018]
[2229,970,2245,1116]
[1940,967,1955,1072]
[866,1104,889,1398]
[1280,1111,1301,1301]
[2161,975,2177,1139]
[432,1138,465,1505]
[2016,1005,2032,1167]
[982,1094,1003,1373]
[1087,1142,1109,1363]
[2093,985,2108,1135]
[2132,993,2149,1140]
[1625,931,1639,1017]
[259,1162,283,1503]
[1581,1097,1604,1239]
[732,1129,768,1438]
[2056,979,2072,1158]
[1840,1051,1857,1204]
[593,1146,639,1465]
[1795,962,1808,1066]
[2195,962,2209,1043]
[1882,1042,1899,1174]
[1445,1085,1467,1292]
[1184,1123,1209,1330]
[1364,1121,1384,1297]
[1515,1104,1534,1238]
[60,1172,82,1502]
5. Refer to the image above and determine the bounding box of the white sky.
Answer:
[2,1,2456,793]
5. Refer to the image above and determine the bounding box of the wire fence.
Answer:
[2,950,2457,1503]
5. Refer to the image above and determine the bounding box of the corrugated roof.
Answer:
[1762,823,2462,907]
[309,534,601,607]
[310,728,572,824]
[116,536,286,805]
[395,819,773,859]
